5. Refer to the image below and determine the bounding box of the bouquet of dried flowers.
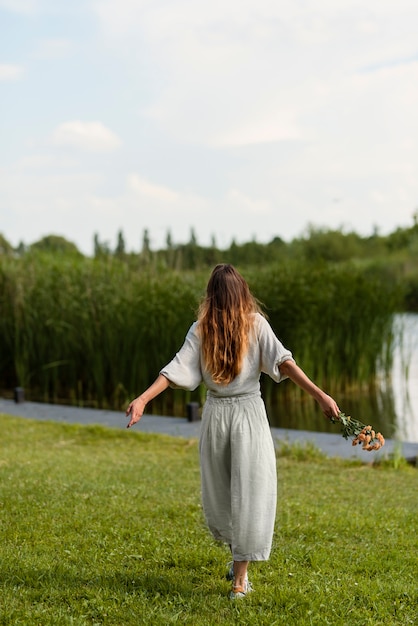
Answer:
[330,412,385,451]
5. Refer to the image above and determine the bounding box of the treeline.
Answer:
[2,215,418,267]
[2,215,418,309]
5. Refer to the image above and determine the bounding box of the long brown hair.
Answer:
[197,264,262,385]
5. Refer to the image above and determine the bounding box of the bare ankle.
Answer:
[233,560,249,588]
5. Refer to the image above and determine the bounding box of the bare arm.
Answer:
[125,374,171,428]
[279,360,340,418]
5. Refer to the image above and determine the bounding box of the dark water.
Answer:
[266,313,418,444]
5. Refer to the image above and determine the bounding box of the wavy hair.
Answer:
[197,264,262,385]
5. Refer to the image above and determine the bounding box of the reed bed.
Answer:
[0,254,400,414]
[248,262,400,396]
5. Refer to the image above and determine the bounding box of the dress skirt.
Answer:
[199,392,277,561]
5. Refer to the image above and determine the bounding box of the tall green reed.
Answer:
[0,255,400,414]
[247,261,401,399]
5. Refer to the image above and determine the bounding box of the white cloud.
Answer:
[128,174,179,203]
[95,0,418,150]
[0,63,24,80]
[226,189,272,215]
[211,109,304,147]
[52,121,122,152]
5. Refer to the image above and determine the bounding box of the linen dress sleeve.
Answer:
[159,322,203,391]
[257,314,295,383]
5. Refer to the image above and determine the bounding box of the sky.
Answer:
[1,0,418,255]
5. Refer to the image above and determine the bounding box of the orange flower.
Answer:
[377,433,385,445]
[330,413,385,452]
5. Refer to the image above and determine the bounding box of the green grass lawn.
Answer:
[0,414,417,626]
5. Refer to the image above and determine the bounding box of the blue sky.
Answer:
[1,0,418,254]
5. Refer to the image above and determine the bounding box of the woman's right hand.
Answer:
[126,396,146,428]
[125,375,171,429]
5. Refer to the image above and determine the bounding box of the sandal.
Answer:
[229,578,253,600]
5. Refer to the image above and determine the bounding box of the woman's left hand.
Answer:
[317,393,340,420]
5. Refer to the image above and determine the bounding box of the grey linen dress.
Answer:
[160,313,294,562]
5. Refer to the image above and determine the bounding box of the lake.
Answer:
[266,313,418,444]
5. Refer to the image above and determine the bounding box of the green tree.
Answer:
[189,227,198,246]
[141,229,152,264]
[30,235,81,256]
[115,230,126,257]
[0,233,14,256]
[165,229,176,269]
[292,226,364,262]
[15,241,27,256]
[93,233,111,258]
[166,230,173,250]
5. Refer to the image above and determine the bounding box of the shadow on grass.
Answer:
[0,561,222,601]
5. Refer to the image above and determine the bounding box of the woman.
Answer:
[126,264,340,599]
